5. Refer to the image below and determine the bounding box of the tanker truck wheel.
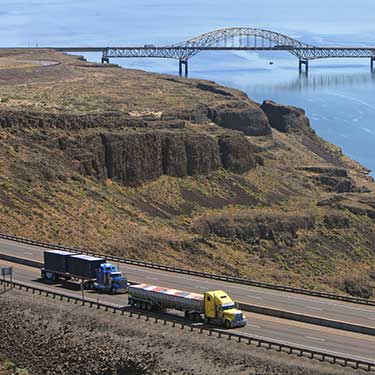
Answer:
[224,319,231,329]
[140,302,146,310]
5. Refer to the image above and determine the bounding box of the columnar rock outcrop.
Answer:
[59,131,262,186]
[103,133,164,185]
[219,134,259,173]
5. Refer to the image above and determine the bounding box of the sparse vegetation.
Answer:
[0,290,358,375]
[0,49,374,297]
[0,356,29,375]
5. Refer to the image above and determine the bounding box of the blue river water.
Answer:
[2,0,375,173]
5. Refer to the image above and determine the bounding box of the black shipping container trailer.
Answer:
[67,254,105,279]
[44,250,76,273]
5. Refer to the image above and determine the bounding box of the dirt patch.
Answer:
[0,290,356,375]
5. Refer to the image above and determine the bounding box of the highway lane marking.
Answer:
[2,246,374,325]
[306,306,323,311]
[247,313,375,342]
[0,260,41,273]
[305,335,325,342]
[2,242,374,314]
[4,253,375,320]
[246,324,261,329]
[125,268,375,313]
[239,333,374,362]
[5,269,375,359]
[2,265,365,333]
[111,263,375,311]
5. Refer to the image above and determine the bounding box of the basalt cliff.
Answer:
[0,49,374,297]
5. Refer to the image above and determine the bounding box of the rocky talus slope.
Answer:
[0,49,374,297]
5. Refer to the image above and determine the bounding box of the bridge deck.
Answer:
[3,27,374,76]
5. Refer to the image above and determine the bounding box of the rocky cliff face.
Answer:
[207,101,272,136]
[1,49,374,298]
[0,110,146,130]
[60,131,262,186]
[261,100,312,134]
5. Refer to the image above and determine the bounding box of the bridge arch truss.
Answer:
[101,27,375,75]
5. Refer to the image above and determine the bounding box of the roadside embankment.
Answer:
[0,289,358,375]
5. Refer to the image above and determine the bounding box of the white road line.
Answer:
[244,333,373,362]
[306,336,325,342]
[2,241,374,314]
[306,306,323,311]
[125,267,375,313]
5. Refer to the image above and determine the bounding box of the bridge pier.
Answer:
[299,59,309,74]
[179,59,188,77]
[101,56,110,64]
[371,57,375,71]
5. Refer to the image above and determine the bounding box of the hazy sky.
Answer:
[2,1,374,46]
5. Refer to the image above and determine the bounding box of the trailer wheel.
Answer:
[194,313,202,323]
[140,302,146,310]
[224,320,231,329]
[184,311,190,319]
[146,303,152,311]
[44,272,57,282]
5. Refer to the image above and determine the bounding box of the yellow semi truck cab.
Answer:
[204,290,247,328]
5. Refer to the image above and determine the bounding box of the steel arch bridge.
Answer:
[59,27,375,76]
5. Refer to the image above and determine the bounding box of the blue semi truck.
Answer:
[41,250,128,294]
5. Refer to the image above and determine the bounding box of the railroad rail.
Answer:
[1,279,374,372]
[1,233,375,307]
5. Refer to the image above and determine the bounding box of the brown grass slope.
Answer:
[0,49,374,298]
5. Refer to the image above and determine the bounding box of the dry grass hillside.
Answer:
[0,49,374,297]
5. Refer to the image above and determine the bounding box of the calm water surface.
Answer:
[2,0,375,173]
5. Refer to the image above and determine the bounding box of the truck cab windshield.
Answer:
[222,303,235,310]
[110,272,122,278]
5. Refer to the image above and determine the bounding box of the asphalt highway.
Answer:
[1,260,374,362]
[0,238,374,330]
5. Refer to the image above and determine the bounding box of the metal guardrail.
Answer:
[1,251,373,336]
[0,278,374,372]
[1,233,375,306]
